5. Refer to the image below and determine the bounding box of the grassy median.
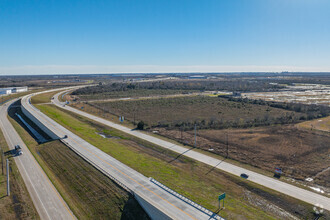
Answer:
[35,103,320,219]
[30,90,65,104]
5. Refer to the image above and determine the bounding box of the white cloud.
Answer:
[0,65,329,75]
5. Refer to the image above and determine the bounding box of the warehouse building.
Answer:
[0,86,28,95]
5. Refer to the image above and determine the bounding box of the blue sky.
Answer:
[0,0,330,74]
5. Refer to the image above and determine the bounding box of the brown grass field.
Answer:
[74,89,197,101]
[88,96,306,128]
[156,125,330,187]
[298,116,330,132]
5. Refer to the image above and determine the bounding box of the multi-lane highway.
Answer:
[51,90,330,211]
[22,92,223,219]
[0,99,76,220]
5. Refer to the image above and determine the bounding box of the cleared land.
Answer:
[85,96,306,129]
[8,106,148,220]
[34,103,321,219]
[242,84,330,106]
[298,116,330,133]
[0,127,38,219]
[156,125,330,187]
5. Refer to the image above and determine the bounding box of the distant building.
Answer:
[12,86,28,93]
[0,86,28,95]
[0,88,12,95]
[188,75,207,79]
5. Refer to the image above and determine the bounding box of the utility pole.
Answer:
[180,127,183,141]
[1,146,3,175]
[194,124,197,148]
[6,159,10,196]
[226,133,229,158]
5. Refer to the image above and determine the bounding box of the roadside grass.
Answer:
[8,113,149,220]
[0,90,42,105]
[0,127,39,219]
[37,103,318,219]
[31,90,65,104]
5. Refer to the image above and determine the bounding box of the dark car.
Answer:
[15,145,23,156]
[240,173,249,179]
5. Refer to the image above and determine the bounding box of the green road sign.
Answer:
[218,193,226,201]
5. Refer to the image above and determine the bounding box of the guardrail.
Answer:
[60,139,133,194]
[150,177,224,220]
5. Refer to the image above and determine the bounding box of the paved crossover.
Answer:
[0,99,75,220]
[22,92,224,220]
[51,90,330,211]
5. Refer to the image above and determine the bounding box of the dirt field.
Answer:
[155,125,330,188]
[298,116,330,132]
[89,96,306,129]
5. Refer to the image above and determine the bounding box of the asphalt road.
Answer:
[0,99,76,220]
[52,90,330,211]
[22,92,223,220]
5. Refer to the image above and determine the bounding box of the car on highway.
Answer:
[15,145,23,156]
[240,173,249,179]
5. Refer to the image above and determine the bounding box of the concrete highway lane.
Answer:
[51,90,330,211]
[0,99,76,220]
[22,93,224,220]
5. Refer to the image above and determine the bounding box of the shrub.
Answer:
[137,121,145,130]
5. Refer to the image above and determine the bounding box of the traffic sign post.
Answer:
[119,116,124,123]
[218,193,225,209]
